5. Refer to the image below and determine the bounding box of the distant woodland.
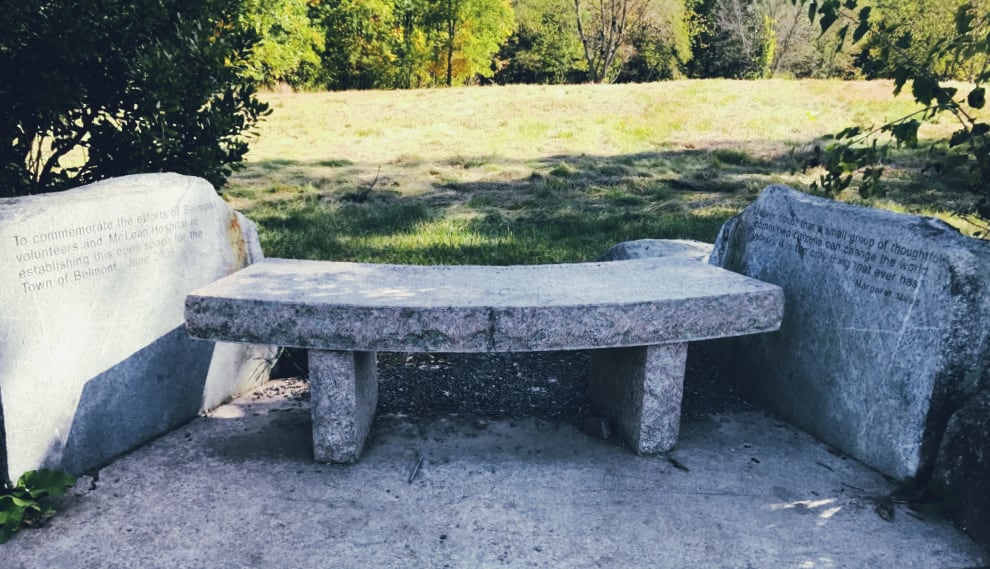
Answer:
[238,0,990,88]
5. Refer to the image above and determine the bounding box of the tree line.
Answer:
[247,0,990,89]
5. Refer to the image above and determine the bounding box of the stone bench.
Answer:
[184,257,784,463]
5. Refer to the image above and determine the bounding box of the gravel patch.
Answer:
[272,341,752,425]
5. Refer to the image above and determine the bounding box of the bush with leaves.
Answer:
[0,469,76,544]
[796,0,990,235]
[0,0,271,197]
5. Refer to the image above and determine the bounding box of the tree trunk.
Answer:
[573,0,600,82]
[446,0,455,87]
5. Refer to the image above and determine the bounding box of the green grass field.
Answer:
[226,80,980,264]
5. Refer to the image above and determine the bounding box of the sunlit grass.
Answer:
[228,80,983,264]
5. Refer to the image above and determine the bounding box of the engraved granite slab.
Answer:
[0,173,272,480]
[710,185,990,480]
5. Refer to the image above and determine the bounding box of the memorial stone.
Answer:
[0,173,273,481]
[710,185,990,480]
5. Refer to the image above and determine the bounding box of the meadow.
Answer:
[225,79,979,264]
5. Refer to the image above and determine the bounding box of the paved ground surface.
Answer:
[2,349,987,568]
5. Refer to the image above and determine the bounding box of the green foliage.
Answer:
[313,0,403,89]
[0,0,271,196]
[618,0,695,81]
[0,470,76,544]
[497,0,587,83]
[423,0,515,85]
[311,0,513,88]
[857,0,990,81]
[450,0,516,83]
[572,0,644,82]
[797,0,990,233]
[567,0,696,83]
[687,0,858,79]
[241,0,325,86]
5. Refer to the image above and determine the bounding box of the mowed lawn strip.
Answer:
[225,80,978,265]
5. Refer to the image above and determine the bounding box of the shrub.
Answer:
[0,0,270,197]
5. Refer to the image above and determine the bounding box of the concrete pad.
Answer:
[3,378,985,568]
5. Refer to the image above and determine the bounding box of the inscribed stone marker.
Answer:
[0,173,273,481]
[710,185,990,480]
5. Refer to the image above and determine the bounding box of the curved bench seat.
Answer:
[185,257,783,462]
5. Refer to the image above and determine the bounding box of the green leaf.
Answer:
[950,130,970,147]
[835,25,849,51]
[17,470,76,499]
[843,0,857,9]
[972,123,989,136]
[912,76,937,105]
[820,8,838,33]
[935,87,957,106]
[888,120,920,147]
[808,1,818,23]
[956,4,975,35]
[7,494,38,509]
[892,68,910,95]
[853,7,871,42]
[968,87,986,109]
[0,497,26,539]
[834,126,863,139]
[896,31,913,50]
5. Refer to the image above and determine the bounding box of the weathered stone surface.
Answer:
[308,350,378,463]
[710,184,990,480]
[598,239,713,262]
[186,257,784,352]
[0,173,272,480]
[188,256,784,460]
[589,343,688,453]
[931,389,990,550]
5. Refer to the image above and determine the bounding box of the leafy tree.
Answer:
[0,0,270,196]
[797,0,990,234]
[857,0,990,82]
[687,0,856,79]
[313,0,402,90]
[573,0,651,82]
[618,0,694,81]
[424,0,515,85]
[240,0,325,87]
[313,0,512,88]
[571,0,695,83]
[394,0,436,88]
[498,0,587,84]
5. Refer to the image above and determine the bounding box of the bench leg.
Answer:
[588,343,687,454]
[308,350,378,463]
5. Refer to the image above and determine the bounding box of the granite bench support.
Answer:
[185,258,784,463]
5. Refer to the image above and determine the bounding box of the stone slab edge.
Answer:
[185,258,783,352]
